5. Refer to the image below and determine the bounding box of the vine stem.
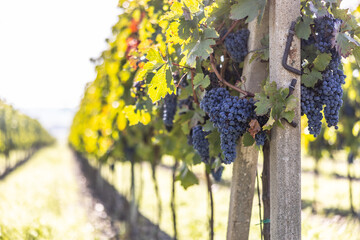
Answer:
[175,72,188,88]
[209,54,254,97]
[205,168,214,240]
[191,71,199,105]
[211,20,241,47]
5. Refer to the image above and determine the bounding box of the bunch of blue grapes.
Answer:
[254,115,269,146]
[211,165,224,182]
[200,87,255,164]
[301,15,346,136]
[318,52,345,128]
[224,29,250,63]
[301,85,324,136]
[313,16,337,53]
[192,126,210,163]
[255,131,267,146]
[163,93,177,131]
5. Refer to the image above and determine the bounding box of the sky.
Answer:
[0,0,120,110]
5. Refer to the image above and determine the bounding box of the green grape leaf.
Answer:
[254,93,271,116]
[281,110,295,123]
[148,65,174,102]
[255,81,298,129]
[230,0,266,23]
[203,28,219,39]
[333,32,359,58]
[242,132,255,147]
[302,69,322,88]
[207,129,222,157]
[189,107,206,128]
[178,18,197,40]
[313,53,332,72]
[178,84,193,100]
[183,38,215,66]
[285,95,297,112]
[202,121,215,132]
[352,46,360,68]
[295,16,313,40]
[193,73,210,89]
[176,165,199,189]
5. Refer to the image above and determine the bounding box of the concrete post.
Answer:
[226,5,269,240]
[269,0,301,239]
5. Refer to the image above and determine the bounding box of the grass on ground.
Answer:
[0,144,100,240]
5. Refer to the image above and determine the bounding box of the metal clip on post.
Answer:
[282,21,302,76]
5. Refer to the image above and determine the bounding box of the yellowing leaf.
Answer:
[183,0,200,13]
[123,105,141,126]
[140,110,151,125]
[148,64,174,102]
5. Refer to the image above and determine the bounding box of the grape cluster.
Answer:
[200,88,255,164]
[313,16,336,53]
[319,53,345,128]
[211,165,224,182]
[301,15,346,136]
[163,93,177,131]
[192,126,210,163]
[224,29,250,63]
[254,115,269,146]
[255,131,267,146]
[301,85,324,136]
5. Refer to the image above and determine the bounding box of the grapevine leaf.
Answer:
[333,32,359,58]
[302,69,322,88]
[295,16,313,40]
[147,48,165,63]
[230,0,264,23]
[242,132,255,147]
[179,85,193,100]
[203,28,219,39]
[313,53,331,72]
[207,129,222,157]
[352,46,360,68]
[176,165,199,189]
[123,105,151,126]
[136,48,165,81]
[281,110,295,123]
[161,1,183,21]
[184,38,215,66]
[254,93,271,116]
[148,64,174,102]
[189,106,206,128]
[332,8,358,30]
[193,73,210,89]
[202,121,215,132]
[178,19,197,40]
[183,0,200,14]
[263,114,275,130]
[285,95,297,112]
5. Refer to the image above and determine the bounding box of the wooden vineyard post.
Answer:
[269,0,301,239]
[226,4,269,240]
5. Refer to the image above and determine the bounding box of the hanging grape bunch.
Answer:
[224,29,250,63]
[300,14,346,137]
[163,93,177,132]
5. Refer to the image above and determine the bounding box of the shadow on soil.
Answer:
[74,151,172,240]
